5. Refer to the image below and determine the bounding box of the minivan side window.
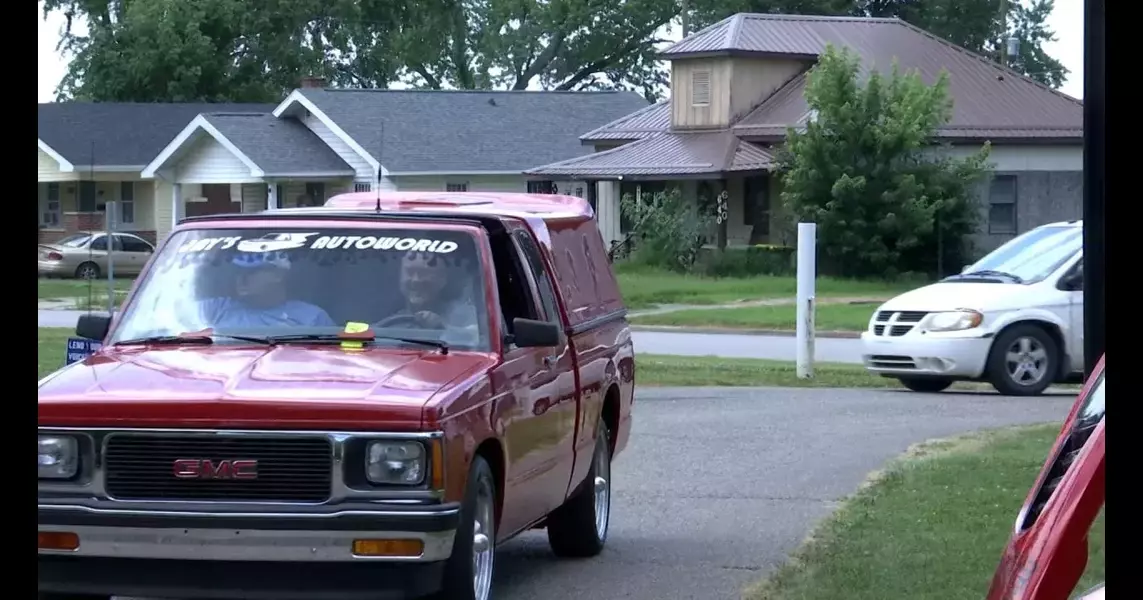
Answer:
[512,230,561,325]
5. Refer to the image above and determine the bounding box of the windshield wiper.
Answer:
[114,332,275,346]
[954,269,1025,283]
[264,333,450,354]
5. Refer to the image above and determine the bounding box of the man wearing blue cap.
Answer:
[198,250,335,328]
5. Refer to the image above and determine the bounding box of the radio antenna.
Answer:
[374,121,383,213]
[86,140,95,316]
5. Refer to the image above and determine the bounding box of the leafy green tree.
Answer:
[618,188,715,271]
[690,0,1068,88]
[777,45,991,278]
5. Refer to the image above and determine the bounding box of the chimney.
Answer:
[300,75,327,89]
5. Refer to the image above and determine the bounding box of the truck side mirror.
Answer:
[511,318,560,348]
[76,313,112,341]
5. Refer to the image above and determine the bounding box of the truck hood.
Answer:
[880,281,1036,312]
[38,345,496,430]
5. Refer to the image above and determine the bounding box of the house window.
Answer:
[304,182,326,207]
[446,182,468,192]
[989,175,1018,234]
[78,181,97,212]
[691,70,711,106]
[41,183,61,228]
[527,180,556,194]
[118,181,135,226]
[354,182,372,193]
[573,186,584,198]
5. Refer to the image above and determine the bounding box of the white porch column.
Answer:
[595,180,622,246]
[266,181,279,210]
[171,183,183,231]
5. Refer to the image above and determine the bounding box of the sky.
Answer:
[36,0,1086,102]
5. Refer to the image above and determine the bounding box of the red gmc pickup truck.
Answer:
[37,192,636,600]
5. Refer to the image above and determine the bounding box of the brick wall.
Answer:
[63,212,105,232]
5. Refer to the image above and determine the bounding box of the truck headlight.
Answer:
[366,441,426,485]
[39,435,79,480]
[925,309,983,332]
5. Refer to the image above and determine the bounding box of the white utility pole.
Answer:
[795,222,817,378]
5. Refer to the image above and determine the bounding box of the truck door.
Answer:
[489,226,579,535]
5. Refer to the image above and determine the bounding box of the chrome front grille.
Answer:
[871,310,928,337]
[104,434,333,503]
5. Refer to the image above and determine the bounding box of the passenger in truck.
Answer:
[375,249,478,339]
[197,251,336,328]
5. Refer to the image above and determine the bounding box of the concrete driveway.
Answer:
[103,386,1070,600]
[39,310,863,363]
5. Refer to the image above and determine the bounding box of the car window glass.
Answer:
[89,236,108,251]
[512,230,560,325]
[107,227,491,351]
[118,235,151,253]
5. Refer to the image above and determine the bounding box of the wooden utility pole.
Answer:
[998,0,1009,67]
[681,0,690,37]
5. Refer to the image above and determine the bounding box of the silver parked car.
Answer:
[38,232,155,279]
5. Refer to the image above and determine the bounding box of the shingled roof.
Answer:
[38,102,276,167]
[294,89,652,174]
[526,131,774,179]
[202,113,354,176]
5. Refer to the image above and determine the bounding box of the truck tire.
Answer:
[986,323,1059,397]
[433,454,497,600]
[898,377,953,393]
[546,420,612,558]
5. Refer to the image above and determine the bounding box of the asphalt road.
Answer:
[103,386,1070,600]
[38,310,864,363]
[485,386,1072,600]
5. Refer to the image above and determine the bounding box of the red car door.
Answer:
[986,356,1105,600]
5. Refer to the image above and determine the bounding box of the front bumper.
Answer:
[39,500,460,599]
[860,331,993,379]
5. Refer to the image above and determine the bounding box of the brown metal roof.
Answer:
[585,14,1082,143]
[579,101,671,143]
[526,132,774,178]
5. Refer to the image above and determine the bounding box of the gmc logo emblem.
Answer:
[173,459,259,480]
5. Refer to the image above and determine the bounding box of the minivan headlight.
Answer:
[925,309,983,332]
[39,435,79,479]
[366,441,426,485]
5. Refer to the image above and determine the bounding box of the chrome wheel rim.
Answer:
[1005,336,1049,386]
[593,437,611,541]
[472,475,495,600]
[78,265,97,279]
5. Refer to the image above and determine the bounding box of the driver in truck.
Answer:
[379,249,478,332]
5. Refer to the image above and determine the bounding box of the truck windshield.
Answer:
[108,226,491,351]
[954,225,1082,284]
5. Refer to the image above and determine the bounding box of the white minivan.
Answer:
[860,220,1084,396]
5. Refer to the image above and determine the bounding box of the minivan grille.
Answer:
[872,311,928,337]
[104,434,333,503]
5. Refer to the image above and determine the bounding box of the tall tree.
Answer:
[777,45,991,278]
[690,0,1068,88]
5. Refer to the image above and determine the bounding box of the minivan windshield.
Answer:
[951,225,1082,284]
[108,226,491,351]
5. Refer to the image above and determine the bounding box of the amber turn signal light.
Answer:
[39,531,80,551]
[352,538,424,557]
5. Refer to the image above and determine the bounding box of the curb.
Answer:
[630,325,862,339]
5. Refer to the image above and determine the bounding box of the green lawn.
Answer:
[746,424,1105,600]
[631,302,878,332]
[615,267,921,310]
[638,354,890,388]
[39,327,73,379]
[38,278,134,302]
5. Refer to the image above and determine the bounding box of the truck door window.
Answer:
[488,231,541,337]
[512,230,560,325]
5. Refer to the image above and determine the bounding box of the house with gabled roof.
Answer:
[37,81,649,246]
[526,13,1084,254]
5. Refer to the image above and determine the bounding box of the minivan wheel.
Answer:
[546,420,612,558]
[898,377,953,393]
[433,454,496,600]
[986,324,1059,397]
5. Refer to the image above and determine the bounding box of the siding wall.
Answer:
[174,136,261,184]
[300,112,376,183]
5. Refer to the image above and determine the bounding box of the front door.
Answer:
[1065,259,1085,373]
[185,184,234,218]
